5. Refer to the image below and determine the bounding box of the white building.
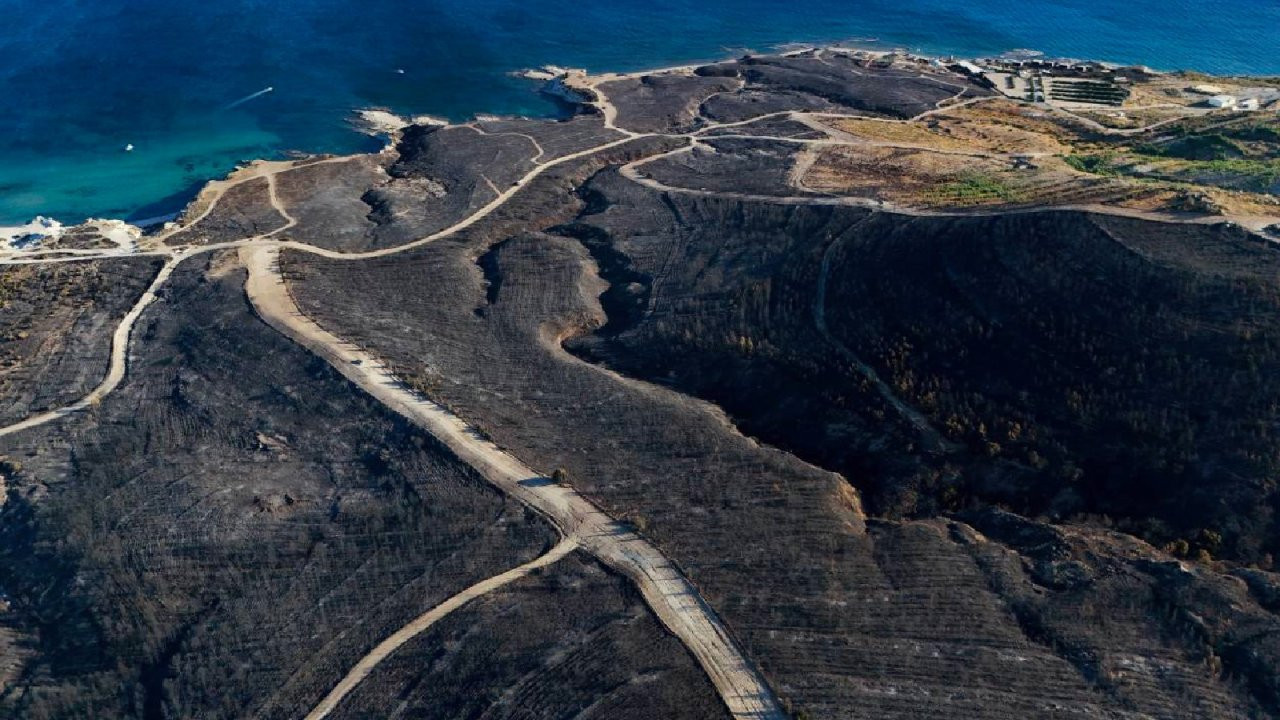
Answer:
[1207,94,1238,108]
[1238,97,1261,111]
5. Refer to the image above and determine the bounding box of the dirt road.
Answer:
[241,245,785,720]
[303,537,580,720]
[0,256,178,439]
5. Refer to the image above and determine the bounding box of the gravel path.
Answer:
[242,244,786,720]
[302,537,581,720]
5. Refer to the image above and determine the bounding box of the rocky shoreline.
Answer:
[6,42,1277,253]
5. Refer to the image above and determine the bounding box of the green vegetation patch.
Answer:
[1064,153,1122,176]
[1068,134,1280,193]
[1188,157,1280,185]
[1139,126,1280,190]
[935,172,1025,206]
[1223,123,1280,147]
[1157,134,1245,161]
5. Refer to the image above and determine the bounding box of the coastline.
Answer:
[5,41,1277,248]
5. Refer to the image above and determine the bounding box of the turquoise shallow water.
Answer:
[1,0,1276,225]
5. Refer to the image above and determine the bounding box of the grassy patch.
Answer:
[1190,157,1280,184]
[933,173,1025,206]
[1064,153,1122,176]
[1223,123,1280,146]
[1155,134,1245,161]
[1069,146,1280,191]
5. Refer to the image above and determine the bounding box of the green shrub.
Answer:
[1064,153,1120,175]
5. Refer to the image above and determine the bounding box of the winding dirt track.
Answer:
[302,537,580,720]
[0,256,178,440]
[619,144,1280,231]
[241,245,785,719]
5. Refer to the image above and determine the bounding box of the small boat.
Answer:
[125,143,134,152]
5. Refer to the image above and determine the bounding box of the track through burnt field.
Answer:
[303,537,580,720]
[242,244,784,719]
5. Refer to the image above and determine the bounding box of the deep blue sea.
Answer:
[1,0,1276,226]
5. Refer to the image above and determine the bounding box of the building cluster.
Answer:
[808,46,1280,115]
[951,55,1280,114]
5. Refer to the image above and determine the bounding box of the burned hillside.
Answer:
[2,48,1279,720]
[564,171,1280,566]
[0,254,715,719]
[0,257,162,425]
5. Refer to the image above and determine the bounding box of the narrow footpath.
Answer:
[0,256,178,439]
[303,538,581,720]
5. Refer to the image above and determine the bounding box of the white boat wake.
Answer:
[225,86,274,110]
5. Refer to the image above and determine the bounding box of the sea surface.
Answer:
[1,0,1277,226]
